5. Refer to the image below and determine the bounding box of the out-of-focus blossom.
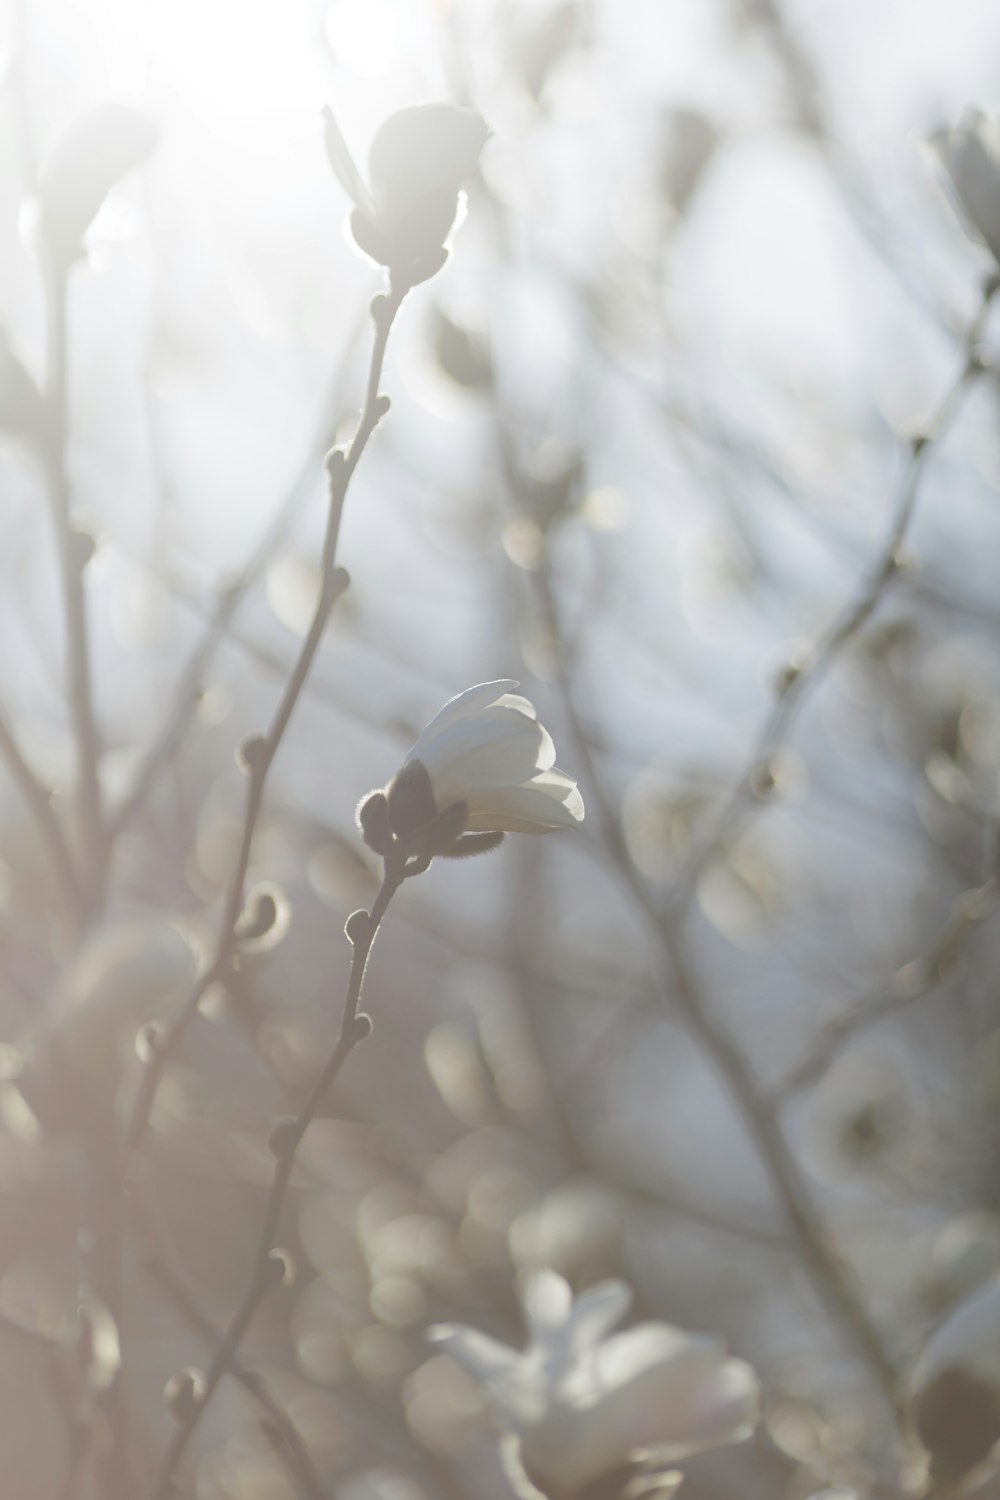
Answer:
[906,1273,1000,1489]
[357,681,583,863]
[928,109,1000,266]
[324,103,488,286]
[429,1270,759,1498]
[38,103,157,269]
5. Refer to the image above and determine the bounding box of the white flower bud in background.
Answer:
[324,102,489,288]
[429,1270,759,1499]
[928,109,1000,266]
[905,1273,1000,1490]
[357,681,583,865]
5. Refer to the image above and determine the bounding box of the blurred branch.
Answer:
[494,403,904,1414]
[670,278,998,908]
[771,873,1000,1101]
[144,1256,329,1500]
[109,296,372,844]
[122,284,405,1171]
[42,263,106,915]
[0,705,85,919]
[148,858,405,1500]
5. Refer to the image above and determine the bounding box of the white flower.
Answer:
[906,1273,1000,1490]
[429,1270,760,1498]
[323,102,488,286]
[928,109,1000,266]
[358,681,583,863]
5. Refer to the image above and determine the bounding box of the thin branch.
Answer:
[0,705,84,918]
[670,277,998,907]
[42,262,106,912]
[147,859,405,1500]
[144,1257,328,1500]
[121,283,405,1170]
[771,874,1000,1102]
[109,297,372,843]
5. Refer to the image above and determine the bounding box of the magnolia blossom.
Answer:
[906,1273,1000,1489]
[358,681,583,863]
[323,102,488,286]
[429,1271,760,1498]
[928,109,1000,266]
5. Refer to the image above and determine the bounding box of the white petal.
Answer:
[929,109,1000,263]
[412,681,520,745]
[418,713,551,807]
[465,773,584,833]
[566,1280,632,1354]
[521,1271,572,1343]
[577,1330,760,1461]
[428,1324,520,1386]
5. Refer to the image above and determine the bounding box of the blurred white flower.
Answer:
[906,1273,1000,1489]
[928,109,1000,265]
[429,1270,759,1498]
[324,103,488,286]
[358,681,583,863]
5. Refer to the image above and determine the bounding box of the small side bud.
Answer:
[749,760,777,800]
[264,1248,296,1288]
[350,1012,373,1044]
[268,1117,299,1160]
[370,292,391,324]
[325,447,347,476]
[373,394,391,420]
[164,1367,206,1422]
[134,1020,163,1065]
[344,909,371,946]
[774,660,802,696]
[356,789,394,856]
[69,526,96,571]
[329,565,351,597]
[237,734,268,776]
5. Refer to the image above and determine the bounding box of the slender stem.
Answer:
[145,1257,328,1500]
[671,279,997,906]
[109,296,372,844]
[148,862,404,1500]
[122,284,405,1169]
[43,261,106,912]
[0,705,84,919]
[772,874,1000,1101]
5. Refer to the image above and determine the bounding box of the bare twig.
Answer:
[771,875,1000,1101]
[148,858,405,1500]
[0,705,84,918]
[670,278,997,906]
[110,298,372,843]
[42,263,106,912]
[144,1257,328,1500]
[122,284,405,1170]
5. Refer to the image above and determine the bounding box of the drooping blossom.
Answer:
[357,681,583,863]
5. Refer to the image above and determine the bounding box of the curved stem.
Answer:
[148,860,404,1500]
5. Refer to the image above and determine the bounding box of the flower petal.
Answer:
[566,1280,632,1355]
[422,715,553,807]
[522,1271,573,1342]
[410,681,521,746]
[464,771,584,833]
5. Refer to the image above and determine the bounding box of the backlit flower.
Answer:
[429,1270,760,1499]
[324,102,488,287]
[357,681,583,864]
[928,109,1000,266]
